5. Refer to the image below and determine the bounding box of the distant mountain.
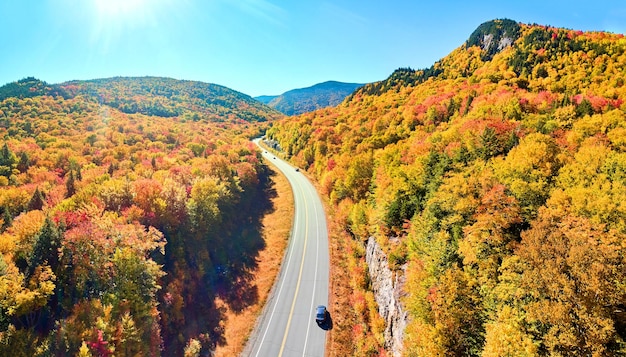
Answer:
[254,95,278,104]
[256,81,364,115]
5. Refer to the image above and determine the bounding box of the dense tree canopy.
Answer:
[0,80,278,356]
[268,21,626,356]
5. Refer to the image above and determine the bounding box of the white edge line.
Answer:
[301,182,320,356]
[253,152,300,356]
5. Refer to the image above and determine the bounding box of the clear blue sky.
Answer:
[1,0,625,97]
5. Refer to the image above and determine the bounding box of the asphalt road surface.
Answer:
[244,139,330,357]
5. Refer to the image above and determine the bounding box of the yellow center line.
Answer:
[278,180,309,356]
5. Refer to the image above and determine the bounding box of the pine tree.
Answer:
[17,151,30,173]
[27,187,45,211]
[70,159,82,181]
[0,254,7,276]
[0,142,16,177]
[1,206,12,232]
[0,143,13,166]
[27,216,61,279]
[576,98,594,117]
[66,170,76,198]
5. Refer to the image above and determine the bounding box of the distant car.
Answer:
[273,157,276,159]
[295,168,299,172]
[315,305,328,325]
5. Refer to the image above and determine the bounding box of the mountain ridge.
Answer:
[0,75,284,123]
[254,95,277,104]
[255,80,364,115]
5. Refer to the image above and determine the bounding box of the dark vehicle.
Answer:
[295,168,299,172]
[315,305,328,325]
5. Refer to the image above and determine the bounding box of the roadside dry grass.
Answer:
[212,163,294,357]
[325,207,357,357]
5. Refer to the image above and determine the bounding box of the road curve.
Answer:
[244,139,330,357]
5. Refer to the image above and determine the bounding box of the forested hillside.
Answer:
[267,19,626,356]
[0,77,280,356]
[0,76,283,123]
[62,77,283,122]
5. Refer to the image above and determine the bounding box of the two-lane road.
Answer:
[245,139,330,357]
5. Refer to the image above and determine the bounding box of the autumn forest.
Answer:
[268,20,626,356]
[2,18,626,357]
[0,77,282,356]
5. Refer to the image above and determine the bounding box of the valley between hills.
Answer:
[1,18,626,357]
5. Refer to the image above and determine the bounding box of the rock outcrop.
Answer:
[466,18,520,60]
[365,237,408,357]
[262,138,282,152]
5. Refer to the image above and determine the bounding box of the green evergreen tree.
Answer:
[0,256,8,331]
[17,151,30,173]
[65,171,76,198]
[69,159,82,181]
[0,143,16,178]
[576,98,594,117]
[478,127,499,160]
[27,187,45,211]
[86,134,97,146]
[0,254,6,276]
[27,217,61,279]
[1,207,12,232]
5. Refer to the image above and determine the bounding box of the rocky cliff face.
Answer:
[465,18,520,60]
[262,138,282,152]
[365,237,408,357]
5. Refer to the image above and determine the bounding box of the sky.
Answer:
[1,0,626,97]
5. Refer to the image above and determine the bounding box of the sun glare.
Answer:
[94,0,147,17]
[89,0,170,52]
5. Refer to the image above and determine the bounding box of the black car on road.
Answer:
[315,305,328,325]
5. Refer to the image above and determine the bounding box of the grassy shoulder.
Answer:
[323,199,387,356]
[212,162,294,357]
[325,204,356,356]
